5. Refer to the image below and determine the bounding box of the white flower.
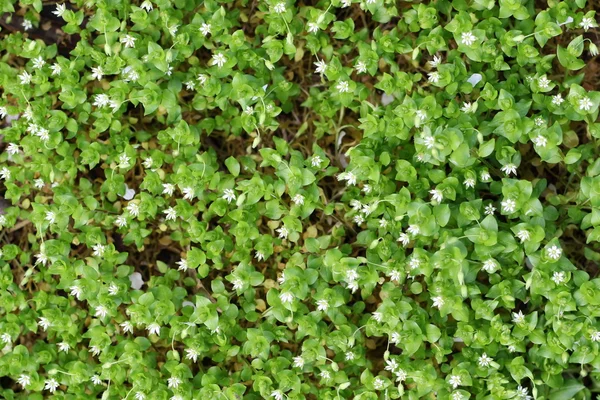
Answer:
[140,0,153,11]
[44,378,59,393]
[353,214,364,225]
[160,207,176,223]
[176,259,188,271]
[394,369,407,382]
[449,375,461,388]
[53,3,66,17]
[161,183,175,196]
[45,211,56,224]
[355,60,367,74]
[58,342,70,352]
[591,331,600,342]
[135,392,146,400]
[39,317,51,330]
[512,310,525,324]
[185,348,199,362]
[423,135,435,149]
[579,97,593,111]
[432,296,444,308]
[314,60,327,76]
[274,2,286,13]
[22,19,33,31]
[244,106,254,115]
[534,117,545,126]
[0,167,10,181]
[409,258,420,270]
[292,194,305,205]
[115,215,128,228]
[416,110,426,121]
[552,94,564,106]
[167,377,181,389]
[232,278,244,290]
[110,99,122,112]
[35,251,48,266]
[538,76,551,89]
[547,245,562,260]
[147,323,160,336]
[532,135,547,147]
[91,66,103,81]
[341,0,351,6]
[336,80,350,93]
[516,230,530,242]
[50,63,62,75]
[480,170,491,181]
[120,34,136,48]
[398,233,410,247]
[185,80,196,90]
[93,94,110,107]
[307,22,319,33]
[363,184,372,194]
[384,358,398,372]
[373,377,385,390]
[501,163,517,176]
[461,102,475,113]
[311,155,322,167]
[118,154,130,168]
[280,292,294,303]
[483,205,495,217]
[429,55,442,68]
[390,332,400,344]
[345,351,355,360]
[379,218,388,228]
[464,178,475,188]
[32,56,45,69]
[0,215,6,226]
[91,375,102,385]
[430,189,443,203]
[34,178,44,189]
[120,321,133,334]
[580,17,596,31]
[182,186,195,200]
[168,25,179,36]
[255,251,265,261]
[1,333,11,344]
[346,269,358,282]
[316,299,329,311]
[517,385,532,400]
[277,226,289,239]
[461,31,477,46]
[478,353,493,367]
[390,270,401,282]
[337,171,357,186]
[0,106,6,118]
[407,225,420,236]
[212,53,227,68]
[200,22,211,36]
[271,390,284,400]
[108,283,118,296]
[223,188,236,203]
[92,243,106,257]
[501,198,516,213]
[482,259,498,273]
[198,74,208,86]
[347,281,358,293]
[320,371,331,380]
[7,143,20,155]
[293,356,304,368]
[552,271,565,285]
[17,374,31,388]
[95,305,108,319]
[372,311,383,322]
[126,202,139,217]
[19,71,32,85]
[428,72,440,84]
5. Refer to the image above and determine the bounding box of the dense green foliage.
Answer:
[1,0,600,398]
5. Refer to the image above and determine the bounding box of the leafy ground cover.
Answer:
[1,0,600,399]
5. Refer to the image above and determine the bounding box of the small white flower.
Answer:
[532,135,547,147]
[35,251,48,266]
[22,19,33,31]
[280,292,294,303]
[200,22,211,36]
[167,377,181,389]
[274,2,286,13]
[464,178,476,188]
[430,55,442,68]
[363,184,372,194]
[398,233,410,247]
[449,375,461,389]
[390,270,401,282]
[432,296,444,308]
[185,80,196,90]
[461,102,475,113]
[118,154,130,168]
[517,385,532,400]
[212,53,227,68]
[17,374,31,388]
[1,333,11,344]
[320,371,331,380]
[461,31,477,46]
[126,202,139,217]
[44,378,59,393]
[579,97,593,111]
[223,188,236,203]
[39,317,51,330]
[91,375,102,385]
[108,283,118,296]
[185,348,199,362]
[478,353,493,367]
[373,377,385,390]
[379,218,388,228]
[58,342,70,352]
[162,207,177,221]
[93,94,110,107]
[276,226,289,239]
[429,188,443,203]
[355,60,367,74]
[135,392,146,400]
[34,178,44,189]
[120,34,136,48]
[162,183,175,196]
[92,243,106,257]
[293,355,304,368]
[512,310,525,324]
[390,332,400,344]
[147,323,160,336]
[198,74,208,86]
[292,194,305,205]
[516,230,530,242]
[534,117,545,126]
[45,211,56,224]
[552,271,565,285]
[7,143,20,155]
[95,305,108,319]
[311,155,322,167]
[353,214,364,225]
[110,99,122,112]
[547,245,562,260]
[591,330,600,342]
[140,0,153,11]
[552,94,564,106]
[307,22,319,33]
[0,106,6,118]
[50,63,62,75]
[480,170,491,181]
[345,351,355,360]
[336,80,350,93]
[0,215,6,226]
[183,187,195,200]
[423,135,435,149]
[232,278,244,290]
[409,258,420,270]
[416,110,426,121]
[271,390,284,400]
[428,72,440,84]
[176,259,188,271]
[372,311,383,322]
[115,215,128,228]
[0,167,10,181]
[538,76,551,89]
[508,344,517,353]
[501,163,517,176]
[244,106,254,115]
[394,369,407,382]
[580,17,596,31]
[53,3,66,17]
[341,0,351,6]
[316,299,329,311]
[19,71,32,85]
[384,358,398,372]
[407,225,420,236]
[91,66,103,81]
[32,56,45,69]
[120,321,133,334]
[346,269,358,282]
[337,171,357,186]
[255,251,265,261]
[482,259,498,273]
[168,25,179,36]
[501,198,516,213]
